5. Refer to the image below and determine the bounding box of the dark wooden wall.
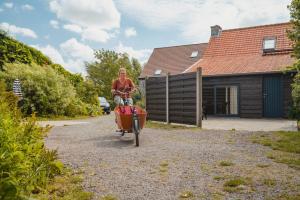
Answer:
[282,73,294,118]
[146,72,293,120]
[146,72,197,125]
[145,76,166,121]
[203,73,293,118]
[169,73,197,124]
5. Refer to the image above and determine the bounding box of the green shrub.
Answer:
[0,85,63,199]
[0,63,101,117]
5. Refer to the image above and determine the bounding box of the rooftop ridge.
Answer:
[154,42,208,50]
[222,21,291,32]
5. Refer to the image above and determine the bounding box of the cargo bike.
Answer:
[114,90,147,147]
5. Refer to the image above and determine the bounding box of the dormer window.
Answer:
[154,69,162,75]
[190,51,198,58]
[263,37,276,52]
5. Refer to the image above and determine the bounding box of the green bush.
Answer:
[0,30,51,69]
[0,63,101,117]
[0,83,63,199]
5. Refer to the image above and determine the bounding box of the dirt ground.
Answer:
[44,114,300,200]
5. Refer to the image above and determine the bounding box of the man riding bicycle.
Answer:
[111,67,136,106]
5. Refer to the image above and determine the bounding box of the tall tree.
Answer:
[86,49,142,100]
[288,0,300,122]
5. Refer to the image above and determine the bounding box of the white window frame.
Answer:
[190,51,198,58]
[263,37,276,51]
[154,69,162,75]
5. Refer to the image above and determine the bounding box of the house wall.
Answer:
[282,73,294,118]
[203,73,293,118]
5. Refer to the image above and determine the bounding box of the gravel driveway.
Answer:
[45,114,300,200]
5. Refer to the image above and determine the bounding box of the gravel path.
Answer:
[45,114,300,200]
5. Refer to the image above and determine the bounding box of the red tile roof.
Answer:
[140,43,208,77]
[187,22,295,75]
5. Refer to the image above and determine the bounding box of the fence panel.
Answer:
[145,69,202,126]
[145,76,166,122]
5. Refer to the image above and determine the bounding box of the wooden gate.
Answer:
[145,68,202,126]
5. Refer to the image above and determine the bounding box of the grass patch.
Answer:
[145,121,198,130]
[256,163,271,168]
[266,151,300,169]
[33,169,93,200]
[252,131,300,169]
[214,176,226,181]
[159,160,169,173]
[252,131,300,153]
[219,160,234,167]
[263,178,276,187]
[101,194,118,200]
[267,193,300,200]
[37,115,92,121]
[179,191,194,199]
[223,177,251,193]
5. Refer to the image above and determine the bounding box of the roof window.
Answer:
[190,51,198,58]
[263,37,276,52]
[154,69,162,75]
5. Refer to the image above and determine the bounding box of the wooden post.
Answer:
[144,76,148,111]
[166,73,170,124]
[196,68,202,127]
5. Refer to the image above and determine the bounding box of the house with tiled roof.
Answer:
[142,22,296,118]
[141,43,208,77]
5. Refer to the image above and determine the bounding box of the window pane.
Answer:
[263,39,275,49]
[229,86,238,115]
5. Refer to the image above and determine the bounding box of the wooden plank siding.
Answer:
[169,72,196,124]
[203,73,293,118]
[203,75,263,118]
[146,72,197,125]
[282,74,294,118]
[146,72,293,120]
[146,76,166,121]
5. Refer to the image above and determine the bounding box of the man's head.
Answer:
[119,67,126,79]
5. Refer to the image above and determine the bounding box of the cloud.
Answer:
[49,0,120,43]
[0,22,37,38]
[60,38,94,74]
[50,20,59,29]
[32,38,94,74]
[4,2,13,9]
[63,24,82,33]
[0,8,3,12]
[115,42,152,64]
[124,27,137,38]
[32,44,65,65]
[116,0,291,42]
[22,4,34,11]
[60,38,94,62]
[81,27,111,43]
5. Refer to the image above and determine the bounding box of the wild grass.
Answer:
[145,121,198,130]
[33,169,92,200]
[252,131,300,169]
[223,177,251,193]
[179,190,194,199]
[100,194,118,200]
[219,160,234,166]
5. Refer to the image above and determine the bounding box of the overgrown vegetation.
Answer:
[0,82,92,199]
[287,1,300,123]
[219,160,234,167]
[223,177,251,193]
[252,131,300,169]
[179,190,194,199]
[0,31,101,118]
